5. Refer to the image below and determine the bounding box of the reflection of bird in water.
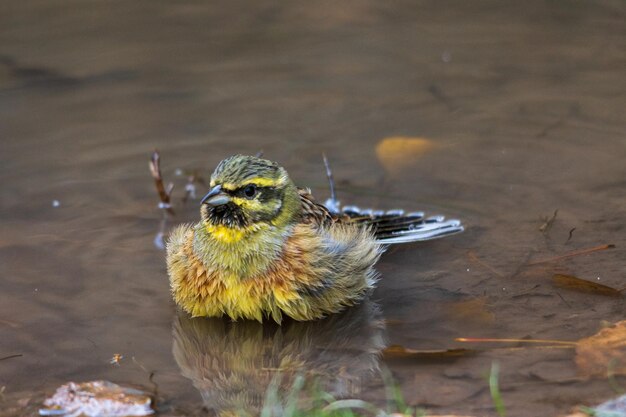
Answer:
[172,302,386,416]
[167,155,463,322]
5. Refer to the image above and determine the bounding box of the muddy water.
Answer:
[1,1,625,416]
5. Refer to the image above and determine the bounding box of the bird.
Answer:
[166,154,463,322]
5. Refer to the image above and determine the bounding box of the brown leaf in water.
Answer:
[446,297,495,324]
[375,137,437,173]
[382,345,474,360]
[575,320,626,377]
[553,274,623,297]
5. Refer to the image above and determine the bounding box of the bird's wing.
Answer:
[299,189,463,245]
[337,206,463,244]
[298,188,336,226]
[298,189,463,244]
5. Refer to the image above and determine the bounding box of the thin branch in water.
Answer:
[456,337,578,347]
[528,244,615,266]
[536,117,565,138]
[149,150,175,216]
[0,354,23,362]
[0,319,20,328]
[565,227,576,244]
[468,251,505,278]
[148,372,159,402]
[154,212,168,250]
[322,153,337,204]
[555,291,572,308]
[509,250,536,279]
[132,356,159,400]
[510,284,542,299]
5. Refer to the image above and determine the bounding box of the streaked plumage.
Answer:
[166,155,462,322]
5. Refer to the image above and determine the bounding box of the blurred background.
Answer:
[1,1,625,416]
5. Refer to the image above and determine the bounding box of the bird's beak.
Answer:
[200,185,231,206]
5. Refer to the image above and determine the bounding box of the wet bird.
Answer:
[166,155,462,322]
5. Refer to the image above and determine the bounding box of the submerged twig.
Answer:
[322,153,341,214]
[0,319,20,328]
[322,153,337,204]
[565,227,576,244]
[132,356,159,400]
[149,150,175,215]
[468,251,505,278]
[0,354,23,362]
[509,250,536,279]
[154,213,168,250]
[555,291,572,308]
[528,244,615,266]
[456,337,578,347]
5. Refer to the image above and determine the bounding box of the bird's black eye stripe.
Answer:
[231,184,275,199]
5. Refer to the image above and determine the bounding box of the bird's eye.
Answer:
[243,185,257,199]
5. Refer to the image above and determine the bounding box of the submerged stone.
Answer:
[39,381,153,417]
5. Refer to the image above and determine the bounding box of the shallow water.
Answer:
[1,1,625,416]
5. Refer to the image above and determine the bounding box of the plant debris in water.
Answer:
[539,209,558,234]
[527,244,615,265]
[382,345,475,360]
[149,150,175,215]
[39,381,154,417]
[552,273,623,297]
[375,136,437,174]
[575,320,626,378]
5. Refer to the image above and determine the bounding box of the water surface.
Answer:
[1,1,625,416]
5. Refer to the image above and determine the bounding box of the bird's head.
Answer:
[200,155,301,232]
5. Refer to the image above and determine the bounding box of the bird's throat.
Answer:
[204,223,249,244]
[194,221,290,279]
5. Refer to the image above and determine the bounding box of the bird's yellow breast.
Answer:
[204,224,246,244]
[167,225,309,321]
[166,220,379,322]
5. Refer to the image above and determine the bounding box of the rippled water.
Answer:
[1,1,625,416]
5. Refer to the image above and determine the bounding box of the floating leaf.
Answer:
[575,320,626,377]
[375,137,437,173]
[553,274,622,297]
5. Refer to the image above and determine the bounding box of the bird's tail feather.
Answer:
[324,200,464,245]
